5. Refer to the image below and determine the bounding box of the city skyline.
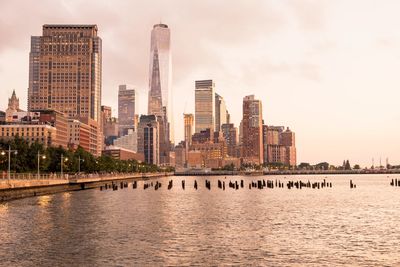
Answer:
[0,0,399,166]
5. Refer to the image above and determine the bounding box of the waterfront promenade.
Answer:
[0,172,173,201]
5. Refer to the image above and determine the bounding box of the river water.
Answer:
[0,174,399,266]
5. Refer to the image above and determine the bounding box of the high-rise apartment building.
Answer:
[28,24,102,155]
[264,125,284,163]
[265,126,297,168]
[195,80,215,133]
[118,84,136,136]
[242,95,263,165]
[148,23,172,141]
[221,123,239,157]
[281,127,296,167]
[215,93,227,132]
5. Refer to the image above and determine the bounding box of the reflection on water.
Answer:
[37,195,52,207]
[1,174,400,266]
[0,202,8,214]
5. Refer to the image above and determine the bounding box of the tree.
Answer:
[298,162,311,170]
[353,164,361,169]
[316,162,329,170]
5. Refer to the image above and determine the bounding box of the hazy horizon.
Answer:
[0,0,399,167]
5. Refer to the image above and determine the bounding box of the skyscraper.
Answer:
[183,113,194,146]
[221,123,239,157]
[215,93,227,132]
[195,80,215,133]
[242,95,263,165]
[118,84,136,136]
[148,23,172,141]
[281,127,297,167]
[28,24,102,155]
[184,113,194,166]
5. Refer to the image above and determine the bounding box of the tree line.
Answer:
[0,137,172,174]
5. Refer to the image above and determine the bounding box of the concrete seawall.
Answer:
[0,172,173,202]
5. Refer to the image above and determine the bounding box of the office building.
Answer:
[195,80,215,133]
[215,93,227,132]
[118,85,136,136]
[28,24,102,155]
[137,115,159,165]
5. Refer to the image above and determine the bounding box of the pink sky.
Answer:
[0,0,399,167]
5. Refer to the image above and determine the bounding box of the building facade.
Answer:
[118,85,136,136]
[28,24,102,155]
[195,80,215,133]
[67,119,90,152]
[102,146,144,162]
[0,124,56,147]
[221,123,239,158]
[35,109,69,148]
[265,126,297,167]
[113,129,138,152]
[215,93,227,132]
[242,95,263,165]
[184,113,194,146]
[101,105,118,145]
[137,115,159,165]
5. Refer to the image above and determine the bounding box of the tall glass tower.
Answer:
[148,23,173,142]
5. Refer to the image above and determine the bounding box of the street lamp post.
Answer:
[61,154,68,178]
[78,156,84,175]
[1,146,18,180]
[37,151,46,179]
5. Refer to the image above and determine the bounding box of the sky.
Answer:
[0,0,399,167]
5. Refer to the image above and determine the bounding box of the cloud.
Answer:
[286,0,328,31]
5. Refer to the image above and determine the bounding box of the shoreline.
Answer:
[174,169,400,176]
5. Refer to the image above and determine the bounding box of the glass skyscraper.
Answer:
[148,23,173,142]
[195,80,215,134]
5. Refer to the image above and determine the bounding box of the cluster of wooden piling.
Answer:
[168,180,173,190]
[350,180,356,189]
[205,180,211,190]
[99,178,343,192]
[390,179,400,187]
[100,181,128,191]
[286,179,332,189]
